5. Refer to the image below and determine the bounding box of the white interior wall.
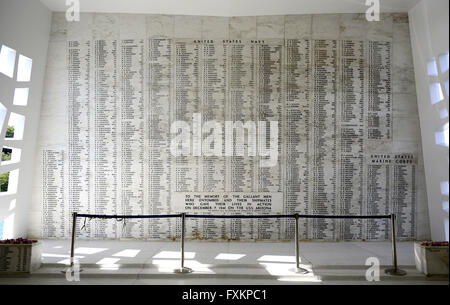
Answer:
[39,0,421,16]
[0,0,445,241]
[0,0,52,238]
[409,0,449,241]
[29,11,429,241]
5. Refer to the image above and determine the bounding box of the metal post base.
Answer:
[289,267,310,274]
[174,267,193,274]
[61,267,83,274]
[385,268,407,276]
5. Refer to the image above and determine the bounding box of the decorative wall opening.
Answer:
[16,54,32,82]
[441,181,449,196]
[1,147,21,165]
[430,82,444,104]
[439,51,449,74]
[427,58,438,76]
[439,107,448,119]
[0,45,16,78]
[0,213,14,239]
[445,77,449,97]
[0,43,31,240]
[0,169,19,194]
[0,103,7,131]
[4,112,25,141]
[435,122,449,147]
[12,88,29,106]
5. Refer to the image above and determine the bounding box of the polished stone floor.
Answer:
[0,240,448,285]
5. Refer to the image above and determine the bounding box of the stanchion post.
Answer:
[290,214,309,274]
[174,213,192,273]
[62,212,82,274]
[295,214,300,269]
[385,213,406,276]
[70,212,77,268]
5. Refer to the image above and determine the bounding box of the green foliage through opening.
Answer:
[0,172,10,192]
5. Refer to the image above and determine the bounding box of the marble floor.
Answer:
[0,240,448,285]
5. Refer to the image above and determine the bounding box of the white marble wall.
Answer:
[29,13,430,241]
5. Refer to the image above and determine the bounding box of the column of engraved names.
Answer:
[285,39,311,239]
[174,40,201,238]
[338,40,365,240]
[392,154,416,239]
[200,40,227,239]
[93,40,118,238]
[148,39,173,239]
[311,40,337,240]
[68,40,92,237]
[367,41,392,140]
[366,154,390,240]
[42,150,66,238]
[227,40,257,239]
[120,39,144,238]
[256,40,283,240]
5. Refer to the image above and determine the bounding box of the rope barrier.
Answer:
[64,212,406,276]
[296,214,391,219]
[74,213,391,219]
[187,214,294,219]
[76,214,182,219]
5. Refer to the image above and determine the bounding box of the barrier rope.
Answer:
[75,213,391,219]
[76,214,182,219]
[187,214,294,219]
[295,214,391,219]
[66,212,406,276]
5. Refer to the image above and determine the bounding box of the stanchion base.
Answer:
[289,267,310,274]
[174,267,193,274]
[385,268,407,276]
[61,267,83,274]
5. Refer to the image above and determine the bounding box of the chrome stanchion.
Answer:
[70,212,77,268]
[62,212,82,274]
[385,213,406,276]
[290,214,309,274]
[174,213,192,274]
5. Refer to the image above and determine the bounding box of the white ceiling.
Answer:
[39,0,421,16]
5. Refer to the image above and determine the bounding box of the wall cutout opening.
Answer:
[444,201,449,214]
[5,112,25,141]
[0,220,4,240]
[430,82,444,104]
[439,107,448,119]
[445,219,449,242]
[12,88,29,106]
[2,146,21,165]
[0,214,15,239]
[17,54,32,82]
[0,45,16,78]
[435,122,449,147]
[0,102,7,131]
[439,51,449,74]
[441,181,449,196]
[0,172,9,192]
[427,58,439,76]
[445,77,449,97]
[0,169,19,195]
[9,199,16,211]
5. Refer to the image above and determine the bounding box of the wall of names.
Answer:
[31,13,429,241]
